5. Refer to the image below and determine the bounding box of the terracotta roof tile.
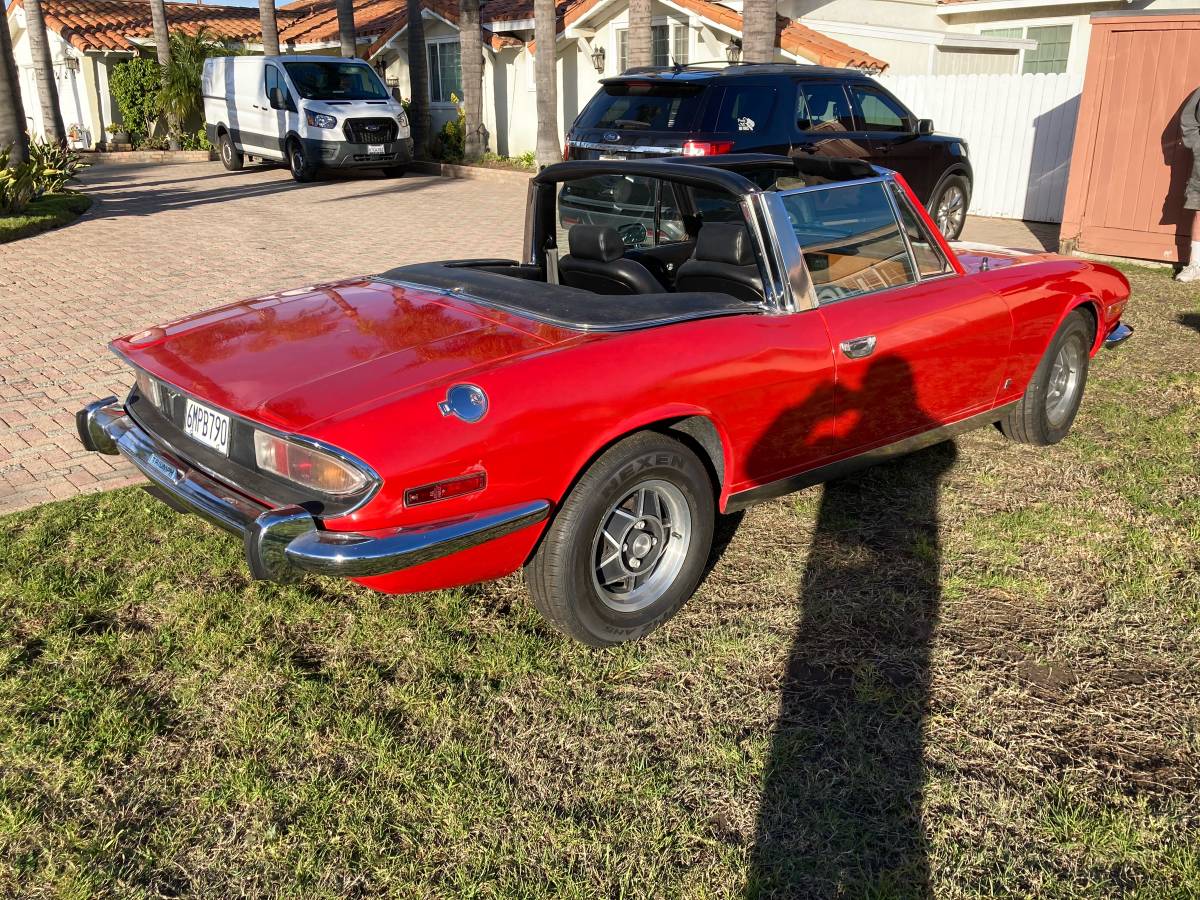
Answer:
[7,0,299,52]
[362,0,522,60]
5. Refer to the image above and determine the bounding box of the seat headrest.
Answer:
[695,224,755,267]
[568,225,625,263]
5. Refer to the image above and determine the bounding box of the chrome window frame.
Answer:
[760,174,961,312]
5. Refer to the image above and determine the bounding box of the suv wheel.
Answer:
[930,175,970,240]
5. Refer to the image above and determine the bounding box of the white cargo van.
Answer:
[202,55,412,182]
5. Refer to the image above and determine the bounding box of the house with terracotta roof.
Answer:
[10,0,1173,158]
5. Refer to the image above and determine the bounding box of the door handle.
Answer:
[839,335,877,359]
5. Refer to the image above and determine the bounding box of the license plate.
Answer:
[184,398,231,455]
[368,144,385,154]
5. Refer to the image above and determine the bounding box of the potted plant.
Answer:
[105,122,130,149]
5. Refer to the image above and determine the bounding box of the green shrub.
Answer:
[434,93,465,162]
[110,56,162,146]
[158,29,224,139]
[27,138,89,197]
[0,147,37,214]
[179,128,213,151]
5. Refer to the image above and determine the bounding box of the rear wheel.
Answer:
[929,175,970,240]
[287,138,318,182]
[525,432,716,646]
[218,132,243,171]
[1000,309,1093,445]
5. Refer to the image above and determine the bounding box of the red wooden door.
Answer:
[1061,13,1200,263]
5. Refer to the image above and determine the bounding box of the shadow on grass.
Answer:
[749,356,958,899]
[1177,312,1200,335]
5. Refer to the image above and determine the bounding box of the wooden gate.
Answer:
[1060,11,1200,262]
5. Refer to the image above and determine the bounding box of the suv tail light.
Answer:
[682,140,734,157]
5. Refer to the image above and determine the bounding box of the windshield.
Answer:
[576,82,705,131]
[283,61,390,101]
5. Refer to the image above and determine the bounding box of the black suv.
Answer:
[565,63,973,239]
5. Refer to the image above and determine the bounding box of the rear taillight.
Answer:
[563,140,570,161]
[253,431,370,496]
[682,140,734,157]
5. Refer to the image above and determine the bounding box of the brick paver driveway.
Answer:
[0,162,1058,515]
[0,162,528,513]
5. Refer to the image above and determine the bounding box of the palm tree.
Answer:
[741,0,777,64]
[406,0,430,158]
[0,12,29,161]
[532,0,558,168]
[147,0,180,150]
[626,0,651,70]
[459,0,484,161]
[22,0,66,144]
[158,30,220,128]
[335,0,356,57]
[259,0,281,56]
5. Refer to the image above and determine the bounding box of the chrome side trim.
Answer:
[77,398,551,583]
[1103,322,1133,349]
[725,402,1017,512]
[282,500,551,578]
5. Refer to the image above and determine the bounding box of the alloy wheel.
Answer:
[1046,333,1085,427]
[591,480,693,612]
[936,185,967,238]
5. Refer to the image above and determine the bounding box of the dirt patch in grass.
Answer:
[0,193,92,244]
[0,268,1197,897]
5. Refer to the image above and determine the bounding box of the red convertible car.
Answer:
[77,155,1132,645]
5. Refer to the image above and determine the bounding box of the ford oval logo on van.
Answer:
[603,132,620,142]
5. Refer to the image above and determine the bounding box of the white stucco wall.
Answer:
[8,12,101,146]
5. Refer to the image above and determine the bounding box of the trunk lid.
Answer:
[112,278,561,431]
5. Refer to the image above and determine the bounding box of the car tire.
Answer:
[219,132,243,171]
[287,138,319,183]
[525,431,716,647]
[929,174,971,240]
[382,165,406,178]
[999,309,1093,446]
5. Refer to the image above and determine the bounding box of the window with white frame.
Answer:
[616,23,689,72]
[427,39,462,103]
[981,24,1071,75]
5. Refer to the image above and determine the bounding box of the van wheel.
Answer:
[525,432,716,647]
[287,138,318,183]
[218,132,243,171]
[929,175,970,240]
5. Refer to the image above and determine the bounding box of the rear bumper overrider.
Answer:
[76,397,549,582]
[1103,321,1133,349]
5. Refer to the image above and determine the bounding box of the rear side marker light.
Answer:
[404,472,487,507]
[682,140,734,157]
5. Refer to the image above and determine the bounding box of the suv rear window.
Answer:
[576,82,706,132]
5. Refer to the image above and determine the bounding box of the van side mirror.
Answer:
[269,87,289,111]
[916,118,934,135]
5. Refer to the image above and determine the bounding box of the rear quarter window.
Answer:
[712,85,778,135]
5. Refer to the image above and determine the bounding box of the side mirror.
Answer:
[916,118,934,135]
[269,87,289,111]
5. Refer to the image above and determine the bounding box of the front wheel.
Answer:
[525,432,716,646]
[929,175,970,241]
[218,132,243,171]
[287,139,319,183]
[999,309,1093,446]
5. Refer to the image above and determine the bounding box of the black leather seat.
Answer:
[674,224,764,304]
[558,225,663,295]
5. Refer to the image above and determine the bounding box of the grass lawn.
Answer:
[1,268,1197,898]
[0,193,92,244]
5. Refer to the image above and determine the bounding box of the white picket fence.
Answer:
[877,73,1084,223]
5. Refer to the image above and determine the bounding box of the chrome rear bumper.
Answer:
[76,398,550,582]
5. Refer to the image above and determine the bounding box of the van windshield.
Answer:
[283,61,390,101]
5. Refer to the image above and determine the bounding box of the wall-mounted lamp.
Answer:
[591,45,606,74]
[726,37,742,64]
